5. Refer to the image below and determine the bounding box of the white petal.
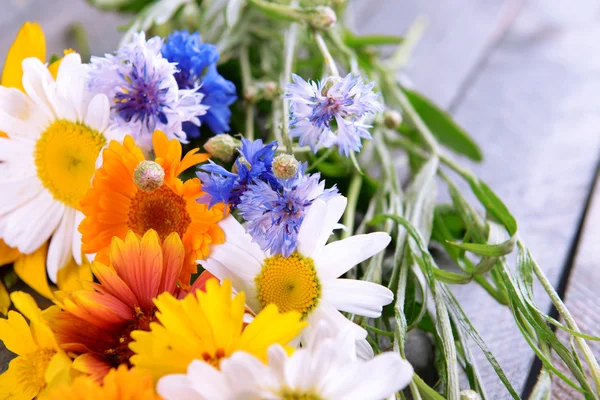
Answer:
[219,215,265,262]
[0,136,35,166]
[209,243,263,280]
[55,53,85,120]
[0,86,48,135]
[0,177,42,215]
[185,360,231,399]
[313,232,391,280]
[356,337,374,360]
[297,196,347,257]
[47,209,76,283]
[157,374,203,400]
[84,94,110,132]
[21,57,55,120]
[2,191,64,253]
[222,352,272,397]
[322,279,393,318]
[305,303,367,345]
[343,354,414,400]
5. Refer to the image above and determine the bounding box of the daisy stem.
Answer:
[280,0,300,154]
[240,44,255,140]
[314,31,340,77]
[342,173,362,239]
[365,324,395,337]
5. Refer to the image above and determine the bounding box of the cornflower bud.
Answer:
[309,6,337,30]
[203,134,241,162]
[272,154,300,179]
[383,110,402,129]
[133,161,165,192]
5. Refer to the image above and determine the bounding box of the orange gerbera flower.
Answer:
[79,130,226,288]
[49,230,188,382]
[39,365,158,400]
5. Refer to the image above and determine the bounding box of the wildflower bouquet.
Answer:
[0,0,598,399]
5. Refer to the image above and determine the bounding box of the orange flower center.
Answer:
[127,186,191,241]
[201,348,227,369]
[104,307,154,368]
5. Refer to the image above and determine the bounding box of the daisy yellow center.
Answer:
[14,348,56,392]
[281,390,324,400]
[255,253,320,316]
[127,185,191,241]
[35,119,106,209]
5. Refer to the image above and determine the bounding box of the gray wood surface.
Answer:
[356,0,600,397]
[552,171,600,398]
[1,0,600,398]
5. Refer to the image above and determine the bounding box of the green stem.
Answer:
[280,0,300,153]
[314,31,339,76]
[365,325,395,337]
[342,173,362,239]
[307,147,334,171]
[240,45,255,140]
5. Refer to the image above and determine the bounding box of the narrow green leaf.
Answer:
[446,237,515,257]
[469,181,518,236]
[432,268,472,285]
[345,33,404,47]
[403,89,483,161]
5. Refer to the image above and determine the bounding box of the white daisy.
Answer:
[200,195,393,358]
[157,323,414,400]
[0,53,122,281]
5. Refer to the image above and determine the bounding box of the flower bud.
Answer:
[133,161,165,192]
[261,81,279,100]
[309,6,337,30]
[460,390,481,400]
[272,154,300,179]
[232,156,251,174]
[203,134,241,162]
[383,110,402,129]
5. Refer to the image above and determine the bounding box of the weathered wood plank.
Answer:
[446,0,600,397]
[352,0,521,109]
[551,169,600,398]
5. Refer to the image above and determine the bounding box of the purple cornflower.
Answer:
[238,164,338,256]
[162,30,237,137]
[285,73,383,156]
[197,138,279,208]
[88,32,207,150]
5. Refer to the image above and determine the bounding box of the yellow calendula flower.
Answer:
[0,23,92,313]
[0,292,72,399]
[129,278,307,381]
[39,365,158,400]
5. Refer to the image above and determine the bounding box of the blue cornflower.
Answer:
[197,138,278,207]
[285,73,383,157]
[88,32,206,150]
[162,30,237,137]
[238,164,339,256]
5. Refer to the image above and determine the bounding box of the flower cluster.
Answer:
[286,73,383,156]
[198,138,338,256]
[0,22,411,400]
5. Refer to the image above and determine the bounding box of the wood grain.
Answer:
[551,170,600,398]
[447,0,600,397]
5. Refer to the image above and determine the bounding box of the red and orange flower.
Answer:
[49,230,188,381]
[79,130,227,288]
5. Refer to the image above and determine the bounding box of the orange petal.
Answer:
[91,262,139,308]
[159,232,185,294]
[72,353,112,384]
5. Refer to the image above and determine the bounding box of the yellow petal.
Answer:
[44,351,72,388]
[0,281,10,316]
[14,242,54,299]
[1,22,46,91]
[11,291,58,350]
[0,239,20,265]
[56,257,93,293]
[47,49,75,79]
[0,358,34,400]
[0,310,37,356]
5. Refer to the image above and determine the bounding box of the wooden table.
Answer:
[1,0,599,398]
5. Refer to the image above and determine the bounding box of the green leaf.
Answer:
[446,237,515,257]
[403,89,483,162]
[469,181,518,236]
[344,33,404,48]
